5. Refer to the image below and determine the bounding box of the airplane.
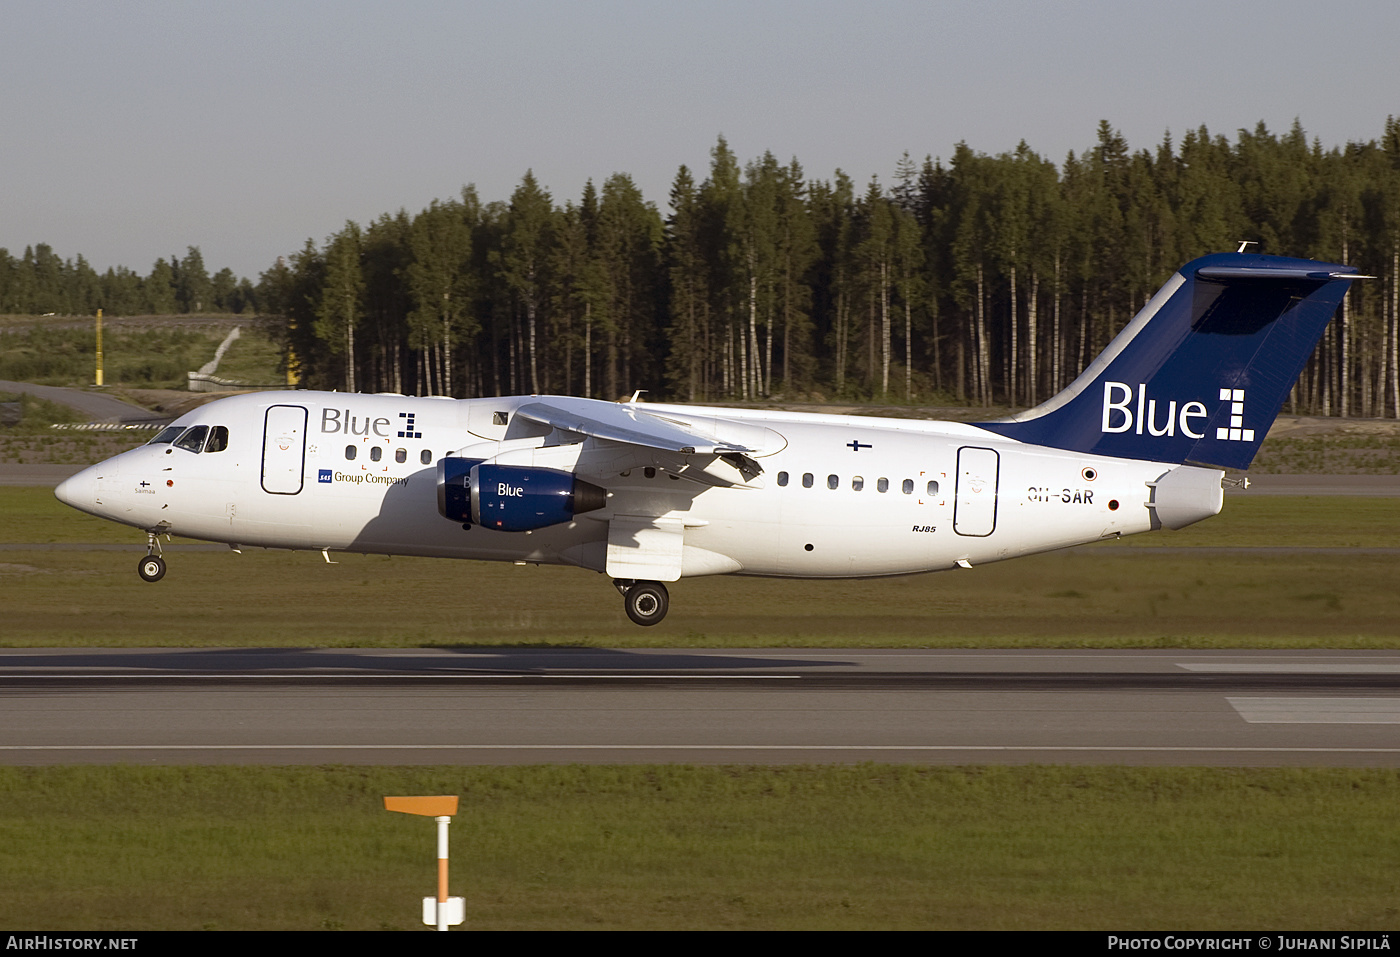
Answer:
[55,251,1365,626]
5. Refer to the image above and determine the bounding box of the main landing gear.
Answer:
[613,578,669,626]
[137,530,166,583]
[138,554,166,582]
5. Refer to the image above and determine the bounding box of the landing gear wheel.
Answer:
[137,555,166,583]
[623,581,669,627]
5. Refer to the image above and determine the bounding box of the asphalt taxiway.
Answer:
[2,648,1398,767]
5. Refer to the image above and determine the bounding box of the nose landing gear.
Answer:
[137,530,166,582]
[613,578,670,626]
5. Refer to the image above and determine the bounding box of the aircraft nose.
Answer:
[54,465,100,511]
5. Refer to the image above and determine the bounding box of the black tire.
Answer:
[137,555,166,583]
[624,581,669,626]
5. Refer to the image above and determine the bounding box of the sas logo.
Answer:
[1100,382,1252,442]
[318,469,333,483]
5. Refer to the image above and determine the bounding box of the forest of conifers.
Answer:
[5,118,1400,416]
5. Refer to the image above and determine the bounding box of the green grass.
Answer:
[1096,495,1400,548]
[0,765,1395,930]
[0,430,151,466]
[0,392,83,428]
[0,320,282,389]
[2,488,1398,647]
[1248,432,1400,474]
[3,547,1395,647]
[1,486,150,543]
[0,396,151,466]
[6,489,1398,931]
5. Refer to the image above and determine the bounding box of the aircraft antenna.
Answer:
[1236,240,1259,253]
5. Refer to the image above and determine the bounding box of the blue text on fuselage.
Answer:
[321,408,392,437]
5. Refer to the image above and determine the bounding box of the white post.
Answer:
[385,795,464,930]
[436,815,450,932]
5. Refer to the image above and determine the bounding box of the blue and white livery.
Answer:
[55,253,1364,625]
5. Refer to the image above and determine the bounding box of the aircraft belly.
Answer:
[688,507,955,579]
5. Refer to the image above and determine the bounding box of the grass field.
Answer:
[5,546,1399,648]
[1,765,1396,931]
[0,318,282,390]
[3,488,1398,647]
[4,490,1399,932]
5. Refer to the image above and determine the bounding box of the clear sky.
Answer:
[3,0,1396,281]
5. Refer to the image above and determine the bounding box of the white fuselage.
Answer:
[58,391,1212,580]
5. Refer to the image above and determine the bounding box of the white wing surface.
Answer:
[514,397,767,455]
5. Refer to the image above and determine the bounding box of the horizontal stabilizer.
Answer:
[977,252,1365,470]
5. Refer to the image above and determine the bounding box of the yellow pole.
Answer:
[95,309,103,386]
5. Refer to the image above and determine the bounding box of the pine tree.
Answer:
[407,200,474,396]
[144,258,178,314]
[315,223,365,393]
[665,165,709,400]
[177,246,211,313]
[499,171,557,394]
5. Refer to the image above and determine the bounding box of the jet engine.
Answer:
[437,458,607,531]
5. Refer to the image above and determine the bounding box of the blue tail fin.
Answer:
[976,252,1364,470]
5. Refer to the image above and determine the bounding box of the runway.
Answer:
[3,648,1399,767]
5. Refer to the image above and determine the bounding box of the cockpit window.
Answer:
[148,426,183,445]
[203,426,229,453]
[173,426,209,453]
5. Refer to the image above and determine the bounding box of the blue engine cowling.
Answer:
[437,458,607,531]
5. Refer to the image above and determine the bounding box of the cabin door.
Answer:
[953,446,999,537]
[261,404,308,494]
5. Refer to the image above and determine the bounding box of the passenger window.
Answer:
[777,471,789,487]
[852,476,864,491]
[148,426,183,445]
[827,474,838,490]
[927,480,939,495]
[802,473,814,488]
[370,447,382,462]
[204,426,229,453]
[420,450,432,465]
[173,426,208,453]
[902,479,914,494]
[877,478,889,493]
[395,448,407,464]
[345,445,357,461]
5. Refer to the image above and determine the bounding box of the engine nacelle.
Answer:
[437,459,607,531]
[437,457,484,525]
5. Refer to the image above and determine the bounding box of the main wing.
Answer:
[513,396,781,481]
[514,397,753,454]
